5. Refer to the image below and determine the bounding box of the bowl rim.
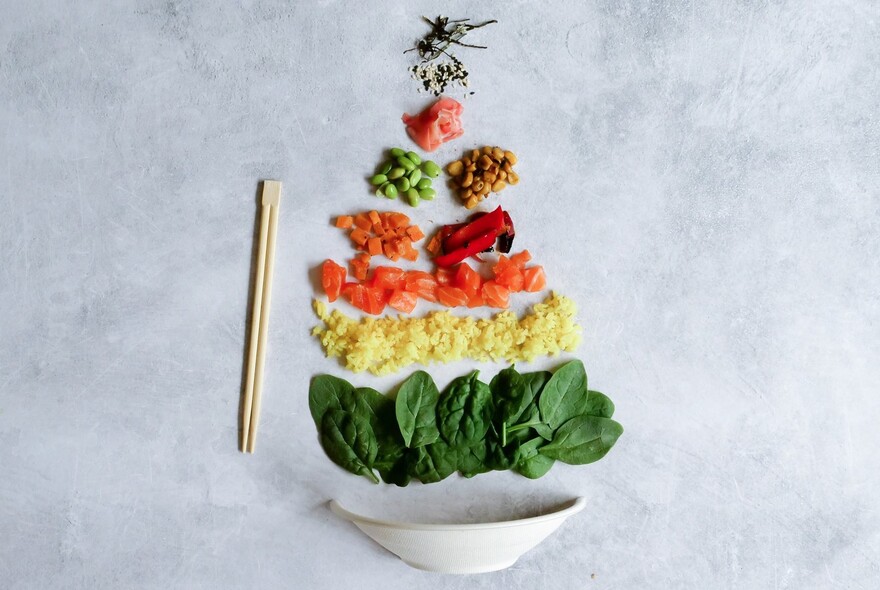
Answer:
[329,496,586,532]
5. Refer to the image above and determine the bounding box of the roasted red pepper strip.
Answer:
[443,206,504,252]
[497,211,516,253]
[439,222,466,243]
[435,230,498,267]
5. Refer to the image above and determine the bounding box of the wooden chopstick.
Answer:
[241,180,282,453]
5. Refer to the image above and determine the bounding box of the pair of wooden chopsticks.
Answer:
[241,180,282,453]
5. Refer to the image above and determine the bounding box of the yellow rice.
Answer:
[311,292,582,375]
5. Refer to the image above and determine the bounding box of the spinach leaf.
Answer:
[437,371,492,448]
[540,415,623,465]
[407,440,459,483]
[457,444,490,478]
[320,410,379,483]
[585,389,615,419]
[538,360,590,430]
[515,453,555,479]
[513,436,545,464]
[395,371,441,448]
[484,437,519,471]
[490,365,528,428]
[354,386,411,485]
[520,370,552,407]
[355,386,397,439]
[308,374,355,427]
[376,448,412,487]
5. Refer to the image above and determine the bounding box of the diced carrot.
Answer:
[367,237,383,256]
[351,253,371,281]
[401,244,419,261]
[388,289,418,313]
[522,266,546,292]
[372,223,385,237]
[354,213,372,231]
[406,225,425,241]
[482,281,510,309]
[510,250,532,269]
[454,263,482,294]
[389,213,410,228]
[373,266,407,290]
[335,215,353,229]
[437,285,469,307]
[435,267,455,286]
[496,265,524,292]
[426,233,442,255]
[350,228,369,246]
[321,260,346,302]
[368,210,381,226]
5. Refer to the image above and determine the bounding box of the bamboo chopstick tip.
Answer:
[262,180,282,206]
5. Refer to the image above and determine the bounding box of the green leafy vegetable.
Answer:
[437,371,492,448]
[320,410,379,484]
[408,440,459,483]
[490,365,529,427]
[516,453,555,479]
[308,375,356,426]
[585,389,615,419]
[307,360,623,485]
[539,360,590,430]
[395,371,441,448]
[540,415,624,465]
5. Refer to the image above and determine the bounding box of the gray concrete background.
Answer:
[1,1,878,588]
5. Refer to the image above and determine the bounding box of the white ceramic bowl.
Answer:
[328,496,586,574]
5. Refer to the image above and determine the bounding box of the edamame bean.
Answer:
[387,167,405,180]
[421,160,441,178]
[408,168,422,187]
[405,189,420,207]
[376,182,391,197]
[370,174,388,186]
[405,151,421,165]
[416,178,432,190]
[396,177,410,192]
[418,188,436,200]
[396,156,416,172]
[390,147,405,158]
[384,183,399,199]
[378,161,393,175]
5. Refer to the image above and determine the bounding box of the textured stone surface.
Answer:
[1,1,879,588]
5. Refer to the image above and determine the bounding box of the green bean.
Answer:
[405,151,422,165]
[378,161,393,175]
[421,160,441,178]
[390,147,405,158]
[418,188,436,200]
[384,183,399,199]
[405,189,420,207]
[387,167,405,180]
[416,178,432,190]
[396,156,416,172]
[370,174,388,186]
[396,177,410,192]
[408,168,422,187]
